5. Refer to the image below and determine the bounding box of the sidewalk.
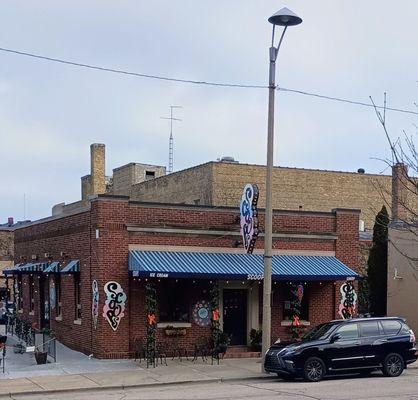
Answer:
[0,357,266,397]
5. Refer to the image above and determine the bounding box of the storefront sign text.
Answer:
[240,184,259,254]
[103,281,127,331]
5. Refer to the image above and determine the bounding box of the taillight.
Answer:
[409,330,416,343]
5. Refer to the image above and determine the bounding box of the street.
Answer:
[11,370,418,400]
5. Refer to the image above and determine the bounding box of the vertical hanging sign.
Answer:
[103,281,127,331]
[240,184,259,253]
[338,281,357,319]
[92,280,99,330]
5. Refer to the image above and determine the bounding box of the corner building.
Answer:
[7,195,360,358]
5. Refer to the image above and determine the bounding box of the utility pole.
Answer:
[161,106,182,173]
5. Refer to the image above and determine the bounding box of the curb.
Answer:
[0,374,272,398]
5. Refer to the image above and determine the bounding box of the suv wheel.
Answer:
[304,357,325,382]
[382,353,404,377]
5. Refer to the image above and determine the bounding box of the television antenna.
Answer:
[161,105,182,173]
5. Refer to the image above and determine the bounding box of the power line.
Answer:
[0,46,417,116]
[0,47,265,89]
[277,87,418,116]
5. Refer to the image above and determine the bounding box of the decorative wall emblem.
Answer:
[103,281,127,331]
[338,281,357,319]
[92,280,99,330]
[240,184,259,254]
[192,300,211,327]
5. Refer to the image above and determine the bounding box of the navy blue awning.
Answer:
[128,251,358,281]
[44,262,60,274]
[60,260,80,274]
[2,263,23,275]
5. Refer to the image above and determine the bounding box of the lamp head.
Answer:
[268,7,302,26]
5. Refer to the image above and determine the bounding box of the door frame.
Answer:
[219,281,259,346]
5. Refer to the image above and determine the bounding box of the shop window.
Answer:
[158,280,190,322]
[16,275,23,310]
[74,274,81,320]
[29,275,35,312]
[282,284,310,321]
[55,275,62,317]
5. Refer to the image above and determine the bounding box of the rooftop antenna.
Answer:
[161,105,182,173]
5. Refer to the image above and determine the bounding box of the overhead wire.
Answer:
[0,46,417,116]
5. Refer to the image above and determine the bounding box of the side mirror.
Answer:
[330,333,341,343]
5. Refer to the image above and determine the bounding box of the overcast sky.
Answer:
[0,1,417,222]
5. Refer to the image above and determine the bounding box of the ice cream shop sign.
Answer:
[240,183,259,254]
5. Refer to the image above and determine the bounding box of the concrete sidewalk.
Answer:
[0,358,267,397]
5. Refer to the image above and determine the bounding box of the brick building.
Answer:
[52,144,417,232]
[6,195,360,358]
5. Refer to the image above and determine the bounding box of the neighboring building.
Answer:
[0,223,14,297]
[387,163,418,333]
[7,195,360,358]
[50,144,417,232]
[387,225,418,333]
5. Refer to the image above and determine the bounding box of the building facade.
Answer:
[7,195,360,358]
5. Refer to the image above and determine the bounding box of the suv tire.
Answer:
[304,357,326,382]
[382,353,404,377]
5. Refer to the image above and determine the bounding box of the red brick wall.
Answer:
[14,212,92,354]
[12,197,360,358]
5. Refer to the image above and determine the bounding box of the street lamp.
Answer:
[262,7,302,367]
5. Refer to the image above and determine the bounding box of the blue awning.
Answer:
[60,260,80,274]
[2,263,23,275]
[128,251,358,281]
[44,262,60,273]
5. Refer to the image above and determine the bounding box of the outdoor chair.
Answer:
[192,338,209,362]
[133,338,146,363]
[155,342,168,366]
[170,337,189,361]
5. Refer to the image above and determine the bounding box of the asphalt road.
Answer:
[10,369,418,400]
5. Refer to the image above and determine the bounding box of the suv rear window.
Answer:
[360,321,381,337]
[381,320,402,335]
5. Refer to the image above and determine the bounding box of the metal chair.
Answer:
[155,342,168,366]
[134,338,146,363]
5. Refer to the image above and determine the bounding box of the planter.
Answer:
[164,329,187,337]
[35,351,47,365]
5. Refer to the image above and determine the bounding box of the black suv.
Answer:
[264,317,417,382]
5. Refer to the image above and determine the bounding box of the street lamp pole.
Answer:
[262,7,302,368]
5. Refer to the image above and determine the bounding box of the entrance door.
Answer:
[223,289,247,345]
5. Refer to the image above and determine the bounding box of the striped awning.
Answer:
[2,263,23,275]
[43,262,60,273]
[8,262,48,273]
[128,251,358,281]
[60,260,80,274]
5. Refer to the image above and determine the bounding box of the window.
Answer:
[29,275,35,312]
[145,170,155,180]
[381,320,402,335]
[16,275,23,310]
[282,285,310,321]
[74,274,81,320]
[55,275,62,317]
[158,280,190,322]
[360,321,381,337]
[336,323,359,339]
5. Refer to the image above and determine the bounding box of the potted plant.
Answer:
[249,329,262,351]
[34,347,48,364]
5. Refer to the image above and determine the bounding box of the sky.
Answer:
[0,1,417,222]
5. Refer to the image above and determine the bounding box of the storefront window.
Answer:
[29,275,35,312]
[55,275,62,317]
[74,274,81,320]
[16,275,23,310]
[282,284,310,321]
[158,280,190,322]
